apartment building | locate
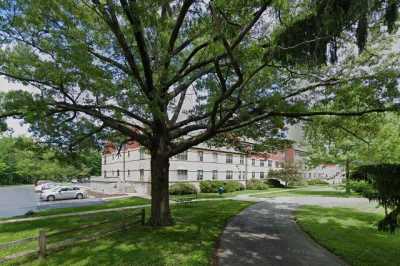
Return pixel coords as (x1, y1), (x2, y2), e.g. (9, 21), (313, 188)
(92, 141), (286, 194)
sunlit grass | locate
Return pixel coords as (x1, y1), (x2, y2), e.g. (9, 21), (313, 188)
(254, 186), (359, 198)
(1, 200), (252, 265)
(296, 206), (400, 266)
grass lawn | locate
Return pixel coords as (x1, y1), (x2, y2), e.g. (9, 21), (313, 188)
(253, 186), (359, 198)
(296, 206), (400, 266)
(1, 200), (252, 265)
(22, 197), (150, 218)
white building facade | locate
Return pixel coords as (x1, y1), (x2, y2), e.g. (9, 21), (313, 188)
(93, 141), (286, 194)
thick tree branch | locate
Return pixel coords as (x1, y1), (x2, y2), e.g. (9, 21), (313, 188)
(168, 0), (195, 54)
(54, 102), (149, 144)
(0, 111), (24, 119)
(93, 0), (146, 91)
(169, 89), (187, 124)
(119, 0), (154, 91)
(88, 48), (131, 74)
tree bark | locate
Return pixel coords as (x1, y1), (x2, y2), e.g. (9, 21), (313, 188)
(148, 148), (174, 226)
(345, 158), (350, 194)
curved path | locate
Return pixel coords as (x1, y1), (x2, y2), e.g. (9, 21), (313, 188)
(216, 201), (348, 266)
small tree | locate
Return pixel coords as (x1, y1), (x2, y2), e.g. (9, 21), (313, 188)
(358, 164), (400, 233)
(269, 161), (302, 187)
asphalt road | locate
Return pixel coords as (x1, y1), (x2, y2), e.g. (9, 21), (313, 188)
(0, 185), (38, 218)
(0, 185), (104, 218)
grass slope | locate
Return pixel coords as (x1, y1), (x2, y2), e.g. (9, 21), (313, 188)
(31, 197), (150, 217)
(1, 200), (252, 265)
(296, 206), (400, 266)
(254, 187), (358, 198)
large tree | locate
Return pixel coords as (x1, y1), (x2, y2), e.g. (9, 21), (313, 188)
(0, 0), (399, 225)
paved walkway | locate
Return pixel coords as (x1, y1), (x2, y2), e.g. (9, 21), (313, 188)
(216, 201), (347, 266)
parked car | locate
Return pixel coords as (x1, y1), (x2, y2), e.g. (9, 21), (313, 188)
(35, 182), (59, 193)
(40, 186), (88, 201)
(35, 180), (53, 186)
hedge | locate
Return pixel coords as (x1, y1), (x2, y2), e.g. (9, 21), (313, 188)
(246, 179), (269, 190)
(306, 179), (329, 185)
(169, 183), (198, 195)
(200, 180), (244, 193)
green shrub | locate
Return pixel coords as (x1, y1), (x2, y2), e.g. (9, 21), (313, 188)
(289, 179), (307, 187)
(200, 180), (222, 193)
(306, 179), (329, 185)
(224, 181), (244, 192)
(199, 180), (243, 193)
(169, 183), (198, 195)
(246, 180), (269, 190)
(348, 180), (374, 195)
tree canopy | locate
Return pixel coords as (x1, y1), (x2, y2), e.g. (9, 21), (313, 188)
(0, 136), (100, 185)
(268, 161), (303, 187)
(0, 0), (398, 225)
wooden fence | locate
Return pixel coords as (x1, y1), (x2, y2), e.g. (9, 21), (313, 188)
(0, 208), (145, 264)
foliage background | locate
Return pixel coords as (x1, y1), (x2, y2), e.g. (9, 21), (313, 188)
(0, 136), (100, 185)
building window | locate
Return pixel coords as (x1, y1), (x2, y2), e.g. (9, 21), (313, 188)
(226, 154), (233, 164)
(238, 171), (242, 180)
(268, 160), (272, 167)
(139, 169), (144, 181)
(197, 170), (203, 180)
(198, 151), (204, 162)
(252, 159), (255, 166)
(127, 151), (130, 158)
(213, 152), (218, 162)
(240, 155), (244, 165)
(252, 171), (255, 179)
(104, 170), (107, 177)
(226, 170), (233, 180)
(140, 148), (145, 160)
(275, 161), (279, 168)
(212, 170), (218, 180)
(117, 170), (120, 177)
(177, 151), (188, 161)
(260, 160), (265, 167)
(103, 156), (107, 165)
(177, 169), (188, 180)
(127, 170), (130, 176)
(260, 172), (265, 179)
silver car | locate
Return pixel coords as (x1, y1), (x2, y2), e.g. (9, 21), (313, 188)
(40, 186), (88, 201)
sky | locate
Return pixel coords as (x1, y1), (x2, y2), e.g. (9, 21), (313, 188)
(0, 77), (31, 136)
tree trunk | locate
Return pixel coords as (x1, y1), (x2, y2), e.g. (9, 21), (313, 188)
(148, 151), (173, 226)
(345, 158), (350, 194)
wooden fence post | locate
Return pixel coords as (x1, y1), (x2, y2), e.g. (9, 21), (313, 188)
(38, 230), (47, 259)
(141, 208), (145, 225)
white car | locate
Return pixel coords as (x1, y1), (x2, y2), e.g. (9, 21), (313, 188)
(35, 182), (59, 193)
(40, 186), (88, 201)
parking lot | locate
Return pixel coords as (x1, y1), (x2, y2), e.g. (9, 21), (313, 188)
(0, 185), (105, 218)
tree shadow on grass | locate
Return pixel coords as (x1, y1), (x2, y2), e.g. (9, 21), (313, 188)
(296, 206), (400, 266)
(2, 201), (252, 266)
